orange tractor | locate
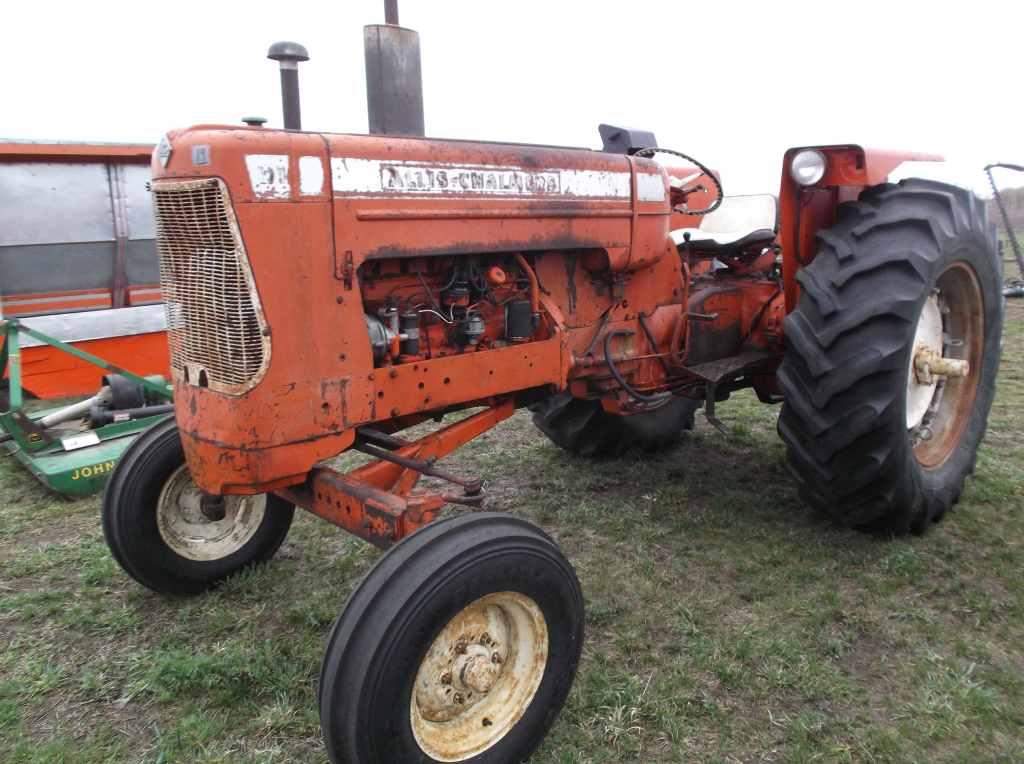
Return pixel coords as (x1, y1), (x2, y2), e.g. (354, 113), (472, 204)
(103, 119), (1003, 760)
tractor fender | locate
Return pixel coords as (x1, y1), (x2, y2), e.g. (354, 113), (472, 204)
(783, 144), (943, 188)
(777, 144), (944, 313)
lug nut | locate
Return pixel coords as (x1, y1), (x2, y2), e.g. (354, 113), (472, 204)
(440, 671), (452, 685)
(453, 693), (464, 705)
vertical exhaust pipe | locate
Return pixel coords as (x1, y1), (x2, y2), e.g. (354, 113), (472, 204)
(267, 41), (310, 130)
(365, 0), (425, 136)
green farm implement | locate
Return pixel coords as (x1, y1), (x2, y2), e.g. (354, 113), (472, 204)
(1, 318), (173, 496)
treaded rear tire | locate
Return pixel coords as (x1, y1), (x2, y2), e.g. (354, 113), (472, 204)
(531, 393), (699, 457)
(777, 178), (1003, 533)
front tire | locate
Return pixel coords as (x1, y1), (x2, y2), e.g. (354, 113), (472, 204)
(102, 417), (294, 595)
(319, 513), (584, 763)
(778, 179), (1003, 533)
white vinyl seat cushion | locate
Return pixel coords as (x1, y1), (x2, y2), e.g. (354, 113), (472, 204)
(670, 193), (779, 252)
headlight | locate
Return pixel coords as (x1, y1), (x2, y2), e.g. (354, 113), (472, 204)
(790, 149), (828, 186)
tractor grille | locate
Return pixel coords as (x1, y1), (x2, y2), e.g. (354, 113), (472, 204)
(152, 178), (269, 394)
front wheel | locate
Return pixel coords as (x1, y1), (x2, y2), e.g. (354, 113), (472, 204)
(778, 179), (1003, 533)
(319, 513), (584, 763)
(102, 417), (294, 595)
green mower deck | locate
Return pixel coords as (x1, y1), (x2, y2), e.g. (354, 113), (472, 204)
(2, 409), (173, 496)
(2, 317), (173, 497)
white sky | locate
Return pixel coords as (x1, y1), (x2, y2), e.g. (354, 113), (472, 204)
(4, 0), (1022, 195)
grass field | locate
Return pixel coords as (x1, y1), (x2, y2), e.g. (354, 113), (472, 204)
(1, 299), (1021, 763)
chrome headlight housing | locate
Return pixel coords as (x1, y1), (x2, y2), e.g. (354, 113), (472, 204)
(790, 149), (828, 186)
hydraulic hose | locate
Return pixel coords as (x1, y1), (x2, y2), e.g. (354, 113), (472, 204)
(603, 330), (670, 405)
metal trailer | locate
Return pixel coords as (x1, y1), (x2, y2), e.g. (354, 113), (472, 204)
(0, 141), (169, 398)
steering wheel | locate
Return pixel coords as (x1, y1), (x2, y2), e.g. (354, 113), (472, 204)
(634, 147), (723, 216)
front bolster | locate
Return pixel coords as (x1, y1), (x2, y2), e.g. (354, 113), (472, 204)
(179, 424), (355, 495)
(173, 373), (357, 494)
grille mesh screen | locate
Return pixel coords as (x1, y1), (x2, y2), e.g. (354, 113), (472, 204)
(153, 178), (267, 392)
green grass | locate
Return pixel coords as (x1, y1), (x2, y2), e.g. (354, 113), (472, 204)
(1, 301), (1022, 762)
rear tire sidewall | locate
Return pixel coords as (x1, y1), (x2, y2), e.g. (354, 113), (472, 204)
(102, 419), (294, 595)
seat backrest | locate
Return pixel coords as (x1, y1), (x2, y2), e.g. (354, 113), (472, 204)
(698, 194), (778, 235)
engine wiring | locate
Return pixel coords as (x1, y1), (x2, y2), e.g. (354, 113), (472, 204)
(417, 307), (455, 324)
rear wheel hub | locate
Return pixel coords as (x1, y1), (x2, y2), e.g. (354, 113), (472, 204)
(906, 263), (984, 468)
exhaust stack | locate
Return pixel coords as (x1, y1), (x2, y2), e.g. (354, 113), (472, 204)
(364, 1), (424, 136)
(267, 41), (310, 130)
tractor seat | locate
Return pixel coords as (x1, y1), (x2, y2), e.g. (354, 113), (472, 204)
(671, 193), (778, 257)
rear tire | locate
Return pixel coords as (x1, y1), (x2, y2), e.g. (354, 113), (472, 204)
(319, 512), (584, 764)
(778, 179), (1003, 533)
(102, 417), (294, 595)
(531, 393), (698, 457)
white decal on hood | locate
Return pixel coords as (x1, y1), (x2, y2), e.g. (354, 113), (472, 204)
(329, 157), (634, 199)
(245, 154), (290, 198)
(299, 156), (324, 195)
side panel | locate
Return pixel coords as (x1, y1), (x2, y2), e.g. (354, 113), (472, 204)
(152, 127), (688, 493)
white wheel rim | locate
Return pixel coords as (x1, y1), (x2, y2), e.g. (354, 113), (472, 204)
(905, 263), (983, 468)
(410, 591), (549, 762)
(906, 293), (944, 430)
(156, 465), (266, 561)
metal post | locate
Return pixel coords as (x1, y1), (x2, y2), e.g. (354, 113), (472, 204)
(267, 41), (310, 130)
(107, 164), (129, 309)
(384, 0), (399, 24)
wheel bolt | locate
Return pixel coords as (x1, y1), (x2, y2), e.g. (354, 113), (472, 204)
(453, 693), (464, 705)
(491, 652), (502, 664)
(440, 671), (452, 685)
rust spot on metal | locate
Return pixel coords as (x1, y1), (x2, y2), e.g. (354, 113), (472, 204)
(275, 402), (512, 548)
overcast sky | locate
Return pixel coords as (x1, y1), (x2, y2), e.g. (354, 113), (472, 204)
(5, 0), (1022, 195)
